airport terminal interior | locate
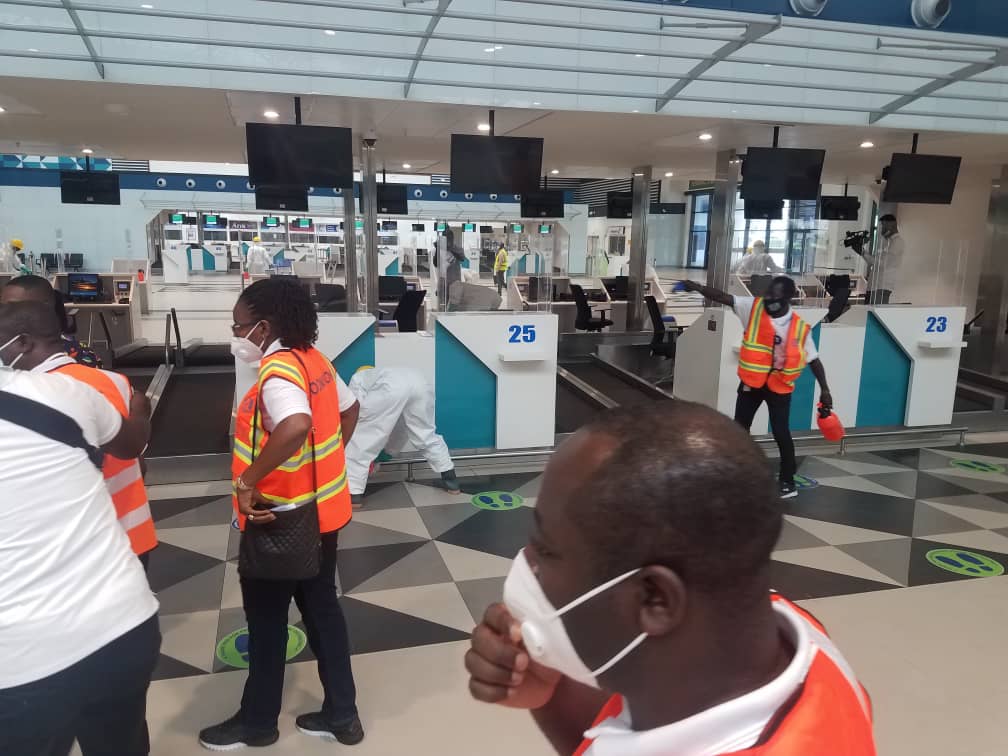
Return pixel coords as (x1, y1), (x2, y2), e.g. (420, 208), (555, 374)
(3, 0), (1008, 754)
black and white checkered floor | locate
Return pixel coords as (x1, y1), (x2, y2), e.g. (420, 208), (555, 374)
(128, 442), (1008, 755)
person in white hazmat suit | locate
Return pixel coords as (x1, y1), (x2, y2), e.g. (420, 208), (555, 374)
(346, 366), (460, 507)
(246, 236), (270, 275)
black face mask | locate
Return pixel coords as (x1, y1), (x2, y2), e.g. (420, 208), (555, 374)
(764, 297), (789, 316)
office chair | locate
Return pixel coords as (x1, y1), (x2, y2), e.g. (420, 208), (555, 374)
(315, 283), (347, 313)
(379, 290), (426, 332)
(645, 296), (677, 359)
(571, 284), (613, 333)
(864, 289), (892, 305)
(824, 275), (851, 323)
(67, 253), (84, 271)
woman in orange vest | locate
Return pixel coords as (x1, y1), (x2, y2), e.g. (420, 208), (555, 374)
(683, 276), (833, 499)
(465, 403), (875, 755)
(199, 278), (364, 751)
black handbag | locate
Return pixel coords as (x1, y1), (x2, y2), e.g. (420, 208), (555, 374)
(238, 353), (322, 581)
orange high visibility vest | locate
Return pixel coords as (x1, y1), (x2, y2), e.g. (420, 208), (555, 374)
(232, 346), (351, 534)
(575, 595), (875, 756)
(738, 299), (811, 395)
(48, 361), (157, 556)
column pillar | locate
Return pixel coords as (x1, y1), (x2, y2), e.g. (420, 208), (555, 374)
(627, 165), (651, 331)
(706, 149), (740, 294)
(341, 189), (359, 312)
(360, 139), (379, 315)
(969, 167), (1008, 374)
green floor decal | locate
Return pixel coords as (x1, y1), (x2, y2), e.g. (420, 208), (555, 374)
(217, 626), (307, 669)
(949, 459), (1006, 474)
(471, 491), (524, 511)
(925, 549), (1005, 578)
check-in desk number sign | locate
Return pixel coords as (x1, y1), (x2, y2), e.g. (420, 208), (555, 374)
(925, 316), (948, 334)
(508, 324), (537, 344)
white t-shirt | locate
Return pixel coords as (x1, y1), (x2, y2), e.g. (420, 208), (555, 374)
(733, 297), (818, 369)
(864, 232), (905, 297)
(733, 251), (781, 276)
(0, 368), (158, 688)
(259, 341), (357, 433)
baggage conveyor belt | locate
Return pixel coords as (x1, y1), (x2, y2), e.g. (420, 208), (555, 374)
(146, 368), (235, 457)
(558, 354), (672, 411)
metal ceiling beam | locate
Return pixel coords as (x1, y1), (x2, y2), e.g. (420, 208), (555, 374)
(403, 0), (452, 98)
(655, 17), (779, 112)
(7, 48), (1008, 122)
(58, 0), (103, 78)
(869, 53), (1008, 124)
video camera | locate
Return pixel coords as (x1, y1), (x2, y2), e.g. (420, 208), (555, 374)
(843, 230), (871, 255)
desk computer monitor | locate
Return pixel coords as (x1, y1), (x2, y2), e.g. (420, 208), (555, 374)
(378, 275), (407, 301)
(68, 273), (102, 302)
(601, 276), (629, 301)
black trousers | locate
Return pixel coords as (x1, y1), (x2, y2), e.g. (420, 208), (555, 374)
(239, 530), (357, 730)
(735, 383), (796, 484)
(494, 271), (506, 295)
(0, 613), (161, 756)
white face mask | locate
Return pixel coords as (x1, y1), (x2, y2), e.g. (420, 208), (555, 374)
(503, 549), (647, 689)
(0, 334), (25, 369)
(230, 321), (266, 365)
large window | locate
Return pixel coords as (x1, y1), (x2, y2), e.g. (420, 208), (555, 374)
(687, 191), (712, 269)
(733, 196), (819, 273)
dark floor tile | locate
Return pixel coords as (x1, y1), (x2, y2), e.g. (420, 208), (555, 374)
(336, 541), (426, 593)
(150, 495), (225, 523)
(784, 486), (917, 536)
(341, 597), (470, 655)
(145, 541), (225, 594)
(871, 448), (922, 469)
(958, 443), (1008, 460)
(152, 653), (208, 681)
(156, 563), (227, 615)
(769, 560), (898, 600)
(456, 473), (542, 496)
(436, 507), (535, 559)
(907, 538), (1008, 587)
(915, 473), (976, 500)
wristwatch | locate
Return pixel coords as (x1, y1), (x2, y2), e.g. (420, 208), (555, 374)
(235, 475), (254, 492)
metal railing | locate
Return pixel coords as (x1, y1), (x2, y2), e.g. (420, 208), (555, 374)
(838, 426), (968, 455)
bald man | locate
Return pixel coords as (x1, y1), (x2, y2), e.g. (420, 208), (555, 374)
(465, 402), (875, 755)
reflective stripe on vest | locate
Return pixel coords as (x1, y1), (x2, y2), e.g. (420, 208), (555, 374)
(49, 363), (157, 555)
(232, 346), (352, 534)
(737, 299), (810, 395)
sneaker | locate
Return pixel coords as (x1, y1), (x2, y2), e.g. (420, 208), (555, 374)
(779, 481), (798, 499)
(439, 469), (462, 494)
(199, 714), (279, 751)
(296, 712), (365, 746)
(351, 494), (365, 510)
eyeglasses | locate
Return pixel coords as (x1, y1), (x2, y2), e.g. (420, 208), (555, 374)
(231, 321), (258, 335)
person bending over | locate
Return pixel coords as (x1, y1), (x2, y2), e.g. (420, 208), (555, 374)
(465, 402), (875, 756)
(345, 365), (460, 507)
(2, 274), (102, 366)
(683, 276), (832, 499)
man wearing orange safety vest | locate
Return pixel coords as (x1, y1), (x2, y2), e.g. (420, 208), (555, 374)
(466, 403), (875, 756)
(0, 299), (158, 565)
(683, 276), (833, 499)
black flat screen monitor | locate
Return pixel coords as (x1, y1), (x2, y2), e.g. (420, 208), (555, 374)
(378, 275), (407, 301)
(744, 199), (785, 220)
(411, 223), (425, 232)
(882, 153), (962, 204)
(381, 220), (398, 232)
(449, 134), (544, 194)
(246, 123), (353, 187)
(819, 195), (861, 221)
(60, 171), (121, 205)
(606, 192), (633, 219)
(361, 183), (407, 215)
(741, 147), (825, 201)
(521, 190), (564, 218)
(67, 273), (102, 301)
(255, 185), (309, 212)
(479, 225), (494, 234)
(601, 276), (629, 301)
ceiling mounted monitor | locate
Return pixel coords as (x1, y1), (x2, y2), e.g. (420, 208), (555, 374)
(246, 123), (353, 188)
(520, 190), (565, 219)
(255, 184), (309, 212)
(60, 171), (121, 205)
(449, 134), (544, 194)
(744, 199), (785, 221)
(741, 147), (826, 201)
(882, 153), (961, 204)
(819, 196), (861, 221)
(606, 192), (633, 219)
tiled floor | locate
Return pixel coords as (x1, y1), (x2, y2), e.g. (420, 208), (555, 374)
(100, 443), (1008, 755)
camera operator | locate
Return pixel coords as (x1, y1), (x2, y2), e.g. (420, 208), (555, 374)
(851, 214), (904, 305)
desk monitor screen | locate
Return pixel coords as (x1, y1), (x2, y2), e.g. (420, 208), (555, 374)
(68, 273), (102, 301)
(411, 223), (425, 232)
(601, 276), (629, 301)
(115, 280), (130, 294)
(378, 275), (407, 301)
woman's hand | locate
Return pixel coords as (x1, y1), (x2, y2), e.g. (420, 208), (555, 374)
(237, 487), (276, 524)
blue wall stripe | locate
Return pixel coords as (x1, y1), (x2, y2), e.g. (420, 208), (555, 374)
(789, 322), (820, 432)
(332, 328), (376, 384)
(856, 312), (910, 427)
(435, 322), (496, 449)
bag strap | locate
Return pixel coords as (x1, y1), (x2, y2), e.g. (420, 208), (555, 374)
(251, 349), (318, 498)
(0, 388), (104, 469)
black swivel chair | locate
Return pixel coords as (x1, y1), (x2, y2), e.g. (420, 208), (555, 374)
(824, 275), (851, 323)
(571, 284), (613, 332)
(66, 253), (84, 271)
(316, 283), (347, 312)
(380, 290), (426, 333)
(41, 253), (59, 273)
(645, 296), (677, 359)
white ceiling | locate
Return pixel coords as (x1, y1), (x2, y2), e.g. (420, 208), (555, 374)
(1, 77), (1007, 184)
(1, 0), (1008, 134)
